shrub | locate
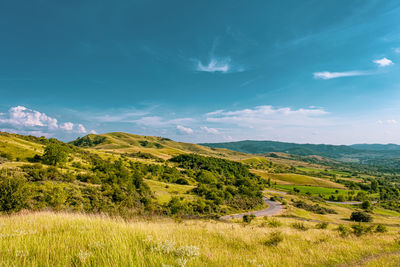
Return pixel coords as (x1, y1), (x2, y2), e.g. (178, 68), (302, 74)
(263, 231), (283, 247)
(293, 201), (337, 215)
(337, 224), (350, 237)
(361, 200), (372, 211)
(375, 224), (388, 233)
(351, 224), (366, 237)
(291, 222), (308, 231)
(315, 222), (329, 229)
(0, 173), (29, 212)
(350, 211), (373, 222)
(268, 218), (282, 228)
(243, 214), (256, 223)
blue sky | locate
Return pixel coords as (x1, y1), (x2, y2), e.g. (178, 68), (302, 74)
(1, 0), (400, 144)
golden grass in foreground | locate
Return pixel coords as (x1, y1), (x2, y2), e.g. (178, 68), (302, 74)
(1, 212), (400, 267)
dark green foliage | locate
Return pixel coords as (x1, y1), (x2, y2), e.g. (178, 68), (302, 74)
(170, 154), (264, 211)
(21, 164), (75, 182)
(291, 222), (308, 231)
(337, 225), (350, 237)
(69, 135), (107, 147)
(0, 152), (13, 161)
(351, 224), (367, 236)
(263, 231), (283, 247)
(316, 222), (329, 229)
(42, 141), (70, 166)
(293, 201), (337, 214)
(361, 200), (372, 211)
(375, 224), (388, 233)
(350, 211), (373, 222)
(0, 171), (29, 212)
(242, 214), (256, 223)
(267, 218), (282, 227)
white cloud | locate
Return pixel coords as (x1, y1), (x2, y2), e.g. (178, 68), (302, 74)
(394, 48), (400, 54)
(313, 71), (369, 80)
(60, 122), (74, 131)
(373, 57), (393, 67)
(176, 125), (193, 134)
(0, 106), (89, 137)
(0, 106), (58, 129)
(200, 126), (220, 134)
(206, 105), (329, 128)
(77, 124), (87, 133)
(377, 119), (397, 124)
(197, 58), (230, 73)
(89, 130), (98, 134)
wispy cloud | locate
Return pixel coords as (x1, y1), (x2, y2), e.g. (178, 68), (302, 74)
(200, 126), (220, 134)
(373, 57), (394, 67)
(313, 71), (369, 80)
(206, 105), (330, 128)
(395, 48), (400, 54)
(134, 116), (195, 127)
(197, 58), (230, 73)
(377, 119), (398, 124)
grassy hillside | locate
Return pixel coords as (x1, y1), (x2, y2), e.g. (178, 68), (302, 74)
(2, 131), (400, 266)
(0, 132), (44, 161)
(1, 212), (400, 267)
(71, 132), (248, 160)
(253, 170), (345, 188)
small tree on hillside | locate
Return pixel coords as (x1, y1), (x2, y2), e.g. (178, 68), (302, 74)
(350, 211), (372, 222)
(42, 142), (69, 166)
(361, 200), (372, 211)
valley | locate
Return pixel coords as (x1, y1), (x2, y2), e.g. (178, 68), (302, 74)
(1, 131), (400, 266)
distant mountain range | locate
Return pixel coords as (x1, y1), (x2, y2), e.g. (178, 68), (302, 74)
(200, 140), (400, 166)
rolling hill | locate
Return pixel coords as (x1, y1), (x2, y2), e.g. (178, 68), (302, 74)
(70, 132), (249, 160)
(201, 140), (400, 167)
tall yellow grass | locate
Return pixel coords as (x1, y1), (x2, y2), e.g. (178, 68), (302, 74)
(1, 212), (400, 266)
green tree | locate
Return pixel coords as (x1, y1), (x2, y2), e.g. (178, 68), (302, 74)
(42, 142), (69, 166)
(350, 211), (372, 222)
(371, 179), (378, 192)
(361, 200), (372, 211)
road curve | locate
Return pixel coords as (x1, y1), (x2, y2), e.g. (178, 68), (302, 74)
(220, 197), (283, 220)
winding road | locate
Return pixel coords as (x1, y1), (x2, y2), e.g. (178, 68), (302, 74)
(220, 197), (283, 220)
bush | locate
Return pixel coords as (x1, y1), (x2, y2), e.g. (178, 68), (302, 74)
(337, 224), (350, 237)
(375, 224), (388, 233)
(263, 231), (283, 247)
(361, 200), (372, 211)
(268, 218), (282, 228)
(0, 173), (29, 212)
(351, 224), (366, 237)
(291, 222), (308, 231)
(293, 200), (337, 215)
(350, 211), (373, 222)
(243, 214), (256, 223)
(316, 222), (329, 229)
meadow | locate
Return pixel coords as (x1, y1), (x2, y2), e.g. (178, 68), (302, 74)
(1, 212), (400, 267)
(2, 131), (400, 266)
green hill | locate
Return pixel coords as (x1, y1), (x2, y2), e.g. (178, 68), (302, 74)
(70, 132), (248, 160)
(201, 140), (400, 169)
